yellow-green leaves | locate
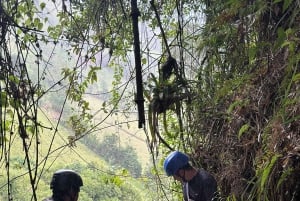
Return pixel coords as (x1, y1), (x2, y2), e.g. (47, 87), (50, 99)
(292, 73), (300, 82)
(238, 124), (250, 140)
(261, 154), (280, 188)
(40, 2), (46, 10)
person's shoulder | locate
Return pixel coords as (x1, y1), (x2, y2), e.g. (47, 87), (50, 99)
(197, 169), (217, 182)
(198, 168), (213, 176)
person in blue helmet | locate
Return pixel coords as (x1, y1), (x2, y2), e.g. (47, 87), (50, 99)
(43, 169), (83, 201)
(164, 151), (218, 201)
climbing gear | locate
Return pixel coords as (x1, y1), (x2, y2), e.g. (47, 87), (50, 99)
(163, 151), (189, 176)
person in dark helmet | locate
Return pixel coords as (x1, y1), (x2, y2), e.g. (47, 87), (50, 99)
(43, 169), (83, 201)
(164, 151), (218, 201)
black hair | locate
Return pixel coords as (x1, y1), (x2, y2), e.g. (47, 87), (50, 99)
(180, 162), (193, 170)
(50, 169), (82, 200)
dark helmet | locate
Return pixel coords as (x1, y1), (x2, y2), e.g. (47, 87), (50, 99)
(50, 169), (83, 192)
(163, 151), (189, 176)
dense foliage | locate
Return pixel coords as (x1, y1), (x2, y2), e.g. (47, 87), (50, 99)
(1, 0), (300, 200)
(82, 134), (142, 177)
(189, 1), (300, 200)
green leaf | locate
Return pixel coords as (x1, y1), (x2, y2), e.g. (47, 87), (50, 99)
(283, 0), (292, 11)
(40, 2), (46, 10)
(292, 73), (300, 82)
(112, 175), (123, 186)
(227, 99), (246, 114)
(277, 168), (293, 189)
(38, 22), (43, 30)
(8, 75), (20, 84)
(275, 27), (285, 49)
(238, 124), (250, 139)
(25, 18), (32, 26)
(91, 72), (97, 83)
(261, 155), (281, 190)
(248, 46), (257, 63)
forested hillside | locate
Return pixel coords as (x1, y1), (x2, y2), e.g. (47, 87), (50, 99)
(1, 0), (300, 201)
(0, 116), (155, 200)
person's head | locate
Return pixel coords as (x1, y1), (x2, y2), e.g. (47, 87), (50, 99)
(163, 151), (193, 182)
(50, 169), (83, 201)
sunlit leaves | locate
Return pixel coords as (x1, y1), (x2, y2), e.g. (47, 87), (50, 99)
(88, 66), (101, 84)
(69, 114), (90, 136)
(33, 17), (43, 30)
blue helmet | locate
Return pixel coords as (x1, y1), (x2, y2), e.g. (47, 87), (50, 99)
(163, 151), (189, 176)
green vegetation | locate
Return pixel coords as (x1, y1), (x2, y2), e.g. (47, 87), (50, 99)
(82, 134), (142, 177)
(1, 0), (300, 201)
(0, 118), (155, 200)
